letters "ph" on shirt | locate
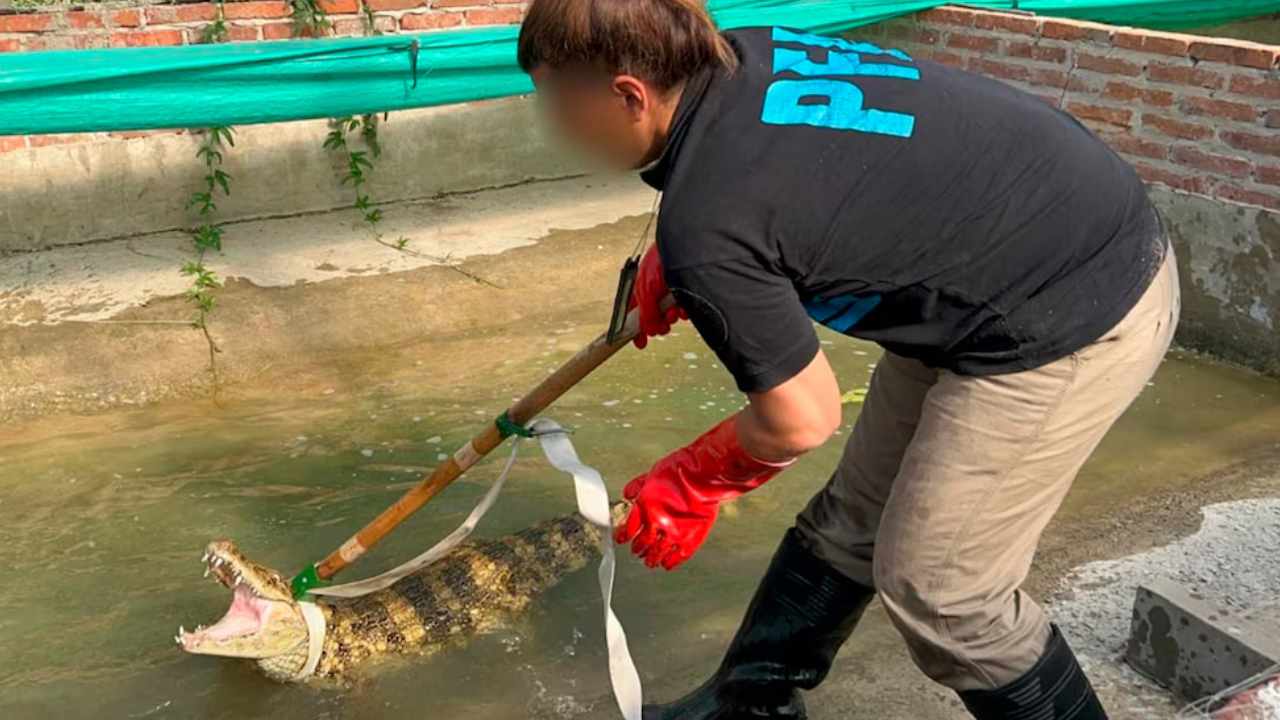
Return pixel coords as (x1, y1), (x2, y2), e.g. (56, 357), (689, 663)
(761, 27), (920, 138)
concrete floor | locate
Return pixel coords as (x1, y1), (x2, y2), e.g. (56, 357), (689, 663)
(2, 177), (1279, 719)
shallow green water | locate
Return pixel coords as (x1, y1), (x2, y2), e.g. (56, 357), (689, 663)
(1, 327), (1277, 720)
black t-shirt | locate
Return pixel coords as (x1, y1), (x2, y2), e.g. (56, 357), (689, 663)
(641, 27), (1165, 393)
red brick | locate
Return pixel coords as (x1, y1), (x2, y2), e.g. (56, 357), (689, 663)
(111, 29), (186, 47)
(918, 7), (976, 27)
(367, 0), (424, 9)
(1267, 110), (1280, 129)
(1229, 75), (1280, 100)
(1110, 29), (1192, 57)
(1027, 66), (1070, 89)
(1110, 30), (1144, 51)
(1075, 52), (1144, 77)
(1142, 34), (1193, 57)
(1189, 40), (1278, 70)
(1179, 95), (1258, 124)
(885, 24), (940, 46)
(433, 0), (488, 7)
(1066, 102), (1133, 128)
(1215, 184), (1280, 211)
(973, 12), (1038, 35)
(465, 7), (522, 24)
(968, 57), (1031, 82)
(0, 136), (27, 153)
(1222, 130), (1280, 157)
(222, 1), (291, 19)
(400, 12), (464, 30)
(71, 34), (110, 49)
(28, 133), (91, 147)
(1142, 113), (1214, 141)
(1147, 62), (1226, 90)
(1005, 41), (1068, 64)
(145, 4), (218, 23)
(1107, 134), (1168, 161)
(1170, 146), (1252, 178)
(1132, 162), (1210, 194)
(66, 11), (105, 29)
(0, 39), (19, 52)
(946, 33), (999, 53)
(319, 0), (361, 12)
(226, 24), (260, 41)
(1040, 19), (1110, 43)
(1102, 81), (1174, 107)
(0, 13), (54, 33)
(930, 50), (966, 68)
(261, 22), (293, 39)
(111, 9), (144, 28)
(1257, 165), (1280, 187)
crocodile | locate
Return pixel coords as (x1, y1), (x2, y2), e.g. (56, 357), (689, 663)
(178, 511), (604, 682)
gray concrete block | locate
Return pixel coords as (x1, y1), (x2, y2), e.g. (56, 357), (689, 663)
(1126, 577), (1280, 703)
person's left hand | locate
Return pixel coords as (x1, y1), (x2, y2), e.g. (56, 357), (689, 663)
(629, 244), (687, 350)
(614, 415), (792, 569)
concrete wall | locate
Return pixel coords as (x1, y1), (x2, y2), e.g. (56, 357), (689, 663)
(1154, 187), (1280, 376)
(0, 97), (582, 252)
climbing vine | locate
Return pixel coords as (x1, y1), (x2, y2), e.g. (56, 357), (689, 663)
(289, 0), (331, 37)
(171, 0), (421, 396)
(183, 125), (235, 392)
(324, 114), (390, 232)
(200, 0), (229, 44)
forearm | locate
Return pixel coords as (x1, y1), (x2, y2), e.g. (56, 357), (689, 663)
(737, 350), (843, 462)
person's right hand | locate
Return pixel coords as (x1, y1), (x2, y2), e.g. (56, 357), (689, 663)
(629, 244), (687, 349)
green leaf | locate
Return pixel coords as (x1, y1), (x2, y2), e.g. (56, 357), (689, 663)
(213, 169), (232, 196)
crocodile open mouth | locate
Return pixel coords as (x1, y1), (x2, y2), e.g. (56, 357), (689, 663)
(178, 541), (294, 656)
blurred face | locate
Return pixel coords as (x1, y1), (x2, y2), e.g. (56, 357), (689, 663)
(531, 66), (677, 171)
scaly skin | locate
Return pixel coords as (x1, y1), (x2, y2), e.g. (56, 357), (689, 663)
(181, 513), (604, 682)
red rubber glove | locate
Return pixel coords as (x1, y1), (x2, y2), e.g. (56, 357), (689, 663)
(629, 244), (687, 350)
(615, 415), (794, 570)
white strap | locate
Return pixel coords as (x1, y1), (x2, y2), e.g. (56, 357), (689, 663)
(296, 600), (327, 679)
(292, 419), (645, 720)
(531, 419), (644, 720)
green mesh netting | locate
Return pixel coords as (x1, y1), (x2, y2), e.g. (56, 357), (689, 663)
(0, 0), (1275, 135)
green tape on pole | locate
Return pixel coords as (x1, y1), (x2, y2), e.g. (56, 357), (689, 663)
(290, 563), (328, 600)
(495, 411), (534, 439)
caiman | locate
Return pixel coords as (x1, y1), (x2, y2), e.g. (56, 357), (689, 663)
(178, 511), (604, 682)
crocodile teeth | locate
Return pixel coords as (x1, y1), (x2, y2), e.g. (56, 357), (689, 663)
(174, 634), (181, 645)
(179, 625), (185, 636)
(203, 566), (210, 578)
(201, 551), (210, 563)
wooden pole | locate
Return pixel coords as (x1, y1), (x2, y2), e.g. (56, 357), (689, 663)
(302, 305), (647, 590)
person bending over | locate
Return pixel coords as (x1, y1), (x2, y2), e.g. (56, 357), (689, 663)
(519, 1), (1180, 718)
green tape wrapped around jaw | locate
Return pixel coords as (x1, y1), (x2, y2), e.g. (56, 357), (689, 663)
(290, 564), (328, 600)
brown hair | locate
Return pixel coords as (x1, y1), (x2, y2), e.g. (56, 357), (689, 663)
(517, 0), (738, 90)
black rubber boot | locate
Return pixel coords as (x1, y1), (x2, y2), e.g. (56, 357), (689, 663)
(643, 528), (876, 720)
(959, 625), (1109, 720)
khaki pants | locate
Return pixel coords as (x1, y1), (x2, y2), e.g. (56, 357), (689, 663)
(796, 246), (1181, 692)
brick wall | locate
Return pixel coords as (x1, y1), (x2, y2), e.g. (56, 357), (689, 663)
(852, 6), (1280, 211)
(0, 0), (525, 50)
